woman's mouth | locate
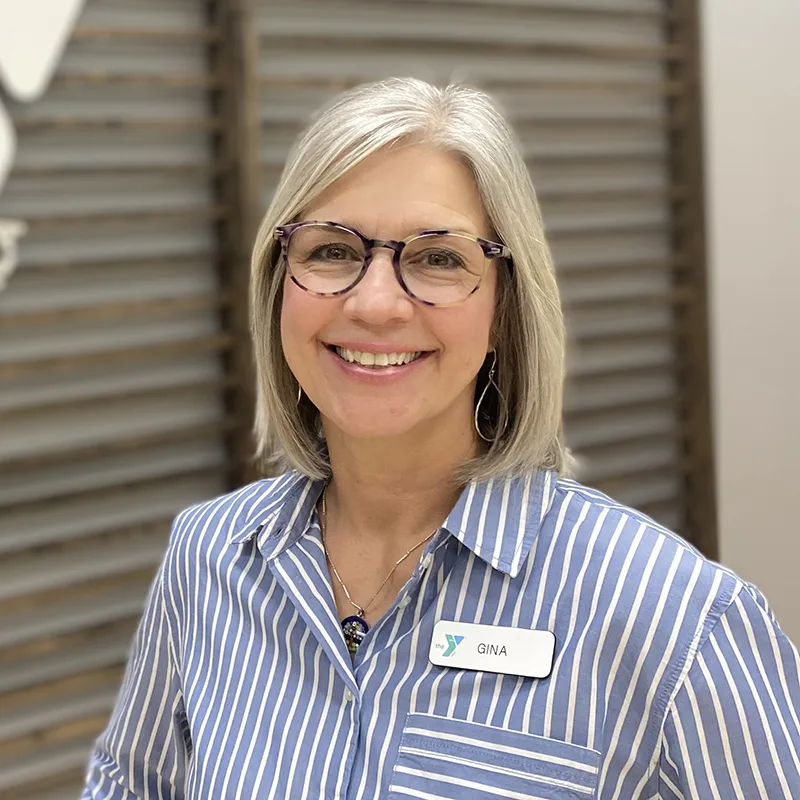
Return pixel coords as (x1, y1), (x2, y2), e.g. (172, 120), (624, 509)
(325, 344), (429, 369)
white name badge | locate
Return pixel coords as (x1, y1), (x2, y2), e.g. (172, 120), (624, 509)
(429, 620), (555, 679)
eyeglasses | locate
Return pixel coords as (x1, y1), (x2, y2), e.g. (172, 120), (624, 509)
(274, 221), (511, 307)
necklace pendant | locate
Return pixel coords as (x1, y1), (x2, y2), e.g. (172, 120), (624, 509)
(342, 615), (369, 656)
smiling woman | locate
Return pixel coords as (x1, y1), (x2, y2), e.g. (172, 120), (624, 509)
(83, 78), (800, 800)
(278, 143), (505, 462)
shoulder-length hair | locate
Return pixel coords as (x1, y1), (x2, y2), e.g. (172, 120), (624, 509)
(250, 77), (571, 483)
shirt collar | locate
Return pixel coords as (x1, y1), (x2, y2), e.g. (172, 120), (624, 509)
(226, 471), (323, 554)
(227, 469), (556, 578)
(441, 469), (556, 577)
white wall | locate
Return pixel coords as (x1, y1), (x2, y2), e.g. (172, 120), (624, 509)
(701, 0), (800, 641)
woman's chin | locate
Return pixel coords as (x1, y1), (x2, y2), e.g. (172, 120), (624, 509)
(327, 420), (418, 443)
(322, 408), (428, 443)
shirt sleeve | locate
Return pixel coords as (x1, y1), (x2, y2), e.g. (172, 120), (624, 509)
(81, 560), (189, 799)
(658, 583), (800, 799)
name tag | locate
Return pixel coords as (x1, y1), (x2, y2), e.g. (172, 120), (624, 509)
(429, 620), (555, 679)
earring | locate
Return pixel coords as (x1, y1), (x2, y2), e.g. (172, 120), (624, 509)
(474, 350), (508, 443)
(296, 383), (302, 406)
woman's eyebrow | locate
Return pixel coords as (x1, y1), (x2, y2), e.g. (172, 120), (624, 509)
(364, 221), (481, 239)
(304, 219), (481, 237)
(404, 224), (478, 236)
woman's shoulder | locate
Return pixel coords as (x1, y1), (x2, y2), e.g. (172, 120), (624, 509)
(546, 475), (746, 613)
(551, 476), (716, 557)
(539, 476), (768, 679)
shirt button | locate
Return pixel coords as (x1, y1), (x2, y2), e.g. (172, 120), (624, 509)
(421, 554), (433, 570)
(344, 689), (354, 703)
(399, 595), (411, 609)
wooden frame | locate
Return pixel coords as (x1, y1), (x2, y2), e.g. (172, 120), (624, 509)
(664, 0), (718, 557)
(207, 0), (262, 486)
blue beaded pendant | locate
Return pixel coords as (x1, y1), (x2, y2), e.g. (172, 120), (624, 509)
(342, 615), (369, 656)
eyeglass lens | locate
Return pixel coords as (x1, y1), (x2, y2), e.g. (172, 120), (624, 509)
(285, 223), (486, 305)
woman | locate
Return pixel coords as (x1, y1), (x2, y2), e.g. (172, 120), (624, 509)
(83, 78), (800, 799)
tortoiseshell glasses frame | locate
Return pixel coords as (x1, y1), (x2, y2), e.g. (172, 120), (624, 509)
(274, 220), (512, 308)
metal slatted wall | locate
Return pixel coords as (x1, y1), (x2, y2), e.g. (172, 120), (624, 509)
(0, 1), (232, 796)
(259, 0), (702, 534)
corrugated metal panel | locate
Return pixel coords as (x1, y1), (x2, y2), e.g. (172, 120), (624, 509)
(259, 0), (684, 527)
(0, 0), (228, 795)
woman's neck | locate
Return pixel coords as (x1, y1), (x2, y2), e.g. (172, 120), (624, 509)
(322, 421), (481, 554)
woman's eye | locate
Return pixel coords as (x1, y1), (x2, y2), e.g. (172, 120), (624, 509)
(313, 244), (356, 261)
(422, 250), (462, 268)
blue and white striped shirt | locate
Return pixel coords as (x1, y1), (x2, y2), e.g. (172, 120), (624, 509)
(83, 470), (800, 799)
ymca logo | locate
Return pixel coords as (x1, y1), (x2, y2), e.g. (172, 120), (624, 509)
(442, 634), (464, 657)
(0, 0), (87, 295)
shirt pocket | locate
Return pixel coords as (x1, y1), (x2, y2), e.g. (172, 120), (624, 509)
(388, 712), (601, 800)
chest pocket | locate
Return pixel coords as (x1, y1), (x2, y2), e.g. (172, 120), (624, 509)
(389, 712), (600, 800)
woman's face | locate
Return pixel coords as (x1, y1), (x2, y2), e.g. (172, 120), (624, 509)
(280, 144), (498, 445)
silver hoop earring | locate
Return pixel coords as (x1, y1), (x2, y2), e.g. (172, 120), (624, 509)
(296, 383), (302, 406)
(474, 350), (508, 443)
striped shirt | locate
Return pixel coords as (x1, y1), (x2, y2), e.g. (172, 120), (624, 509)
(83, 470), (800, 799)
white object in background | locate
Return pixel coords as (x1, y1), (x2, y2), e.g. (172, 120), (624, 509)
(0, 97), (13, 201)
(0, 98), (22, 295)
(0, 0), (87, 102)
(0, 0), (88, 296)
(0, 218), (27, 292)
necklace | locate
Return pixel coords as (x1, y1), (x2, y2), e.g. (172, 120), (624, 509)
(319, 486), (437, 656)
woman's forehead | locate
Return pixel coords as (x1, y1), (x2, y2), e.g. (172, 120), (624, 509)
(303, 145), (491, 237)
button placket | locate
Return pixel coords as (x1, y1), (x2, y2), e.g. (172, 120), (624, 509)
(339, 688), (361, 800)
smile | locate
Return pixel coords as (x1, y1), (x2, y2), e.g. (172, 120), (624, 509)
(327, 345), (427, 369)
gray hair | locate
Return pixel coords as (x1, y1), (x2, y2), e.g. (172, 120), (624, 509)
(251, 77), (571, 482)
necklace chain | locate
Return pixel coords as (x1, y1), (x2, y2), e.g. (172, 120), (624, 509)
(319, 486), (437, 619)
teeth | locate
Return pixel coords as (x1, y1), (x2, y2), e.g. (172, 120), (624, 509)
(334, 347), (422, 367)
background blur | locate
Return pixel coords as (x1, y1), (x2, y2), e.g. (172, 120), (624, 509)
(0, 0), (796, 797)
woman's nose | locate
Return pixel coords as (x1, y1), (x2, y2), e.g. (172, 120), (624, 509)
(342, 249), (414, 324)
